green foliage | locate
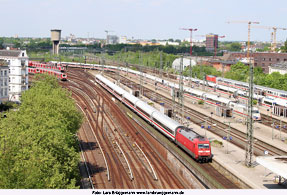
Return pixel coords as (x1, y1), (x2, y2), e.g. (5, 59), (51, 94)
(0, 75), (82, 189)
(183, 65), (221, 80)
(0, 102), (19, 112)
(222, 62), (287, 91)
(252, 100), (258, 105)
(0, 38), (4, 49)
(100, 51), (178, 69)
(224, 62), (249, 81)
(221, 42), (242, 52)
(198, 100), (204, 105)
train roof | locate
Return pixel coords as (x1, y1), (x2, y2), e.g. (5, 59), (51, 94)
(151, 111), (182, 133)
(96, 74), (126, 95)
(179, 127), (205, 141)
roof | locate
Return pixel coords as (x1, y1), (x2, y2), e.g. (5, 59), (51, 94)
(270, 62), (287, 70)
(0, 50), (21, 57)
(256, 156), (287, 179)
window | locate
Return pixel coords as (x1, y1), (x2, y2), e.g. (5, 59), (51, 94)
(4, 78), (7, 86)
(263, 58), (265, 61)
(4, 89), (7, 96)
(22, 52), (24, 57)
(269, 58), (272, 61)
(0, 71), (2, 76)
(21, 60), (25, 66)
(254, 63), (257, 66)
(284, 59), (287, 61)
(262, 63), (265, 66)
(198, 144), (210, 149)
(4, 70), (7, 76)
(277, 58), (280, 62)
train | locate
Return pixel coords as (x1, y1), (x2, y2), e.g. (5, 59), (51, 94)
(49, 61), (262, 120)
(28, 66), (67, 81)
(206, 75), (287, 100)
(95, 74), (213, 163)
(29, 61), (65, 72)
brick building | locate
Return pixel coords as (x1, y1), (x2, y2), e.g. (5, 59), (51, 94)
(222, 52), (287, 73)
(206, 34), (218, 52)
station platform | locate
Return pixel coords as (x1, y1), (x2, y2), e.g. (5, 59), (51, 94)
(122, 72), (287, 151)
(256, 156), (287, 185)
(91, 71), (287, 189)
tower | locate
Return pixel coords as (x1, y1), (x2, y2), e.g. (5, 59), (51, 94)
(51, 29), (61, 55)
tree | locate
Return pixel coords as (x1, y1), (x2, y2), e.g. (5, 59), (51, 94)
(0, 38), (4, 49)
(0, 75), (82, 189)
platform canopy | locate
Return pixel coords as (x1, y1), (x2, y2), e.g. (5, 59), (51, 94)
(256, 156), (287, 179)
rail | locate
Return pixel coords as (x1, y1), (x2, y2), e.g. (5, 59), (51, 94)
(116, 141), (134, 181)
(77, 136), (95, 189)
(134, 142), (158, 180)
(76, 103), (111, 181)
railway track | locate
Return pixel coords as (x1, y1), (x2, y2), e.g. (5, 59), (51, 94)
(106, 72), (287, 158)
(62, 69), (194, 189)
(68, 69), (242, 189)
(261, 114), (287, 136)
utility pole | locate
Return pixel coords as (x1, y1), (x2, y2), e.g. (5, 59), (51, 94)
(139, 52), (143, 96)
(227, 20), (259, 167)
(160, 51), (163, 79)
(245, 50), (255, 167)
(172, 87), (176, 120)
(179, 55), (184, 124)
(189, 58), (192, 87)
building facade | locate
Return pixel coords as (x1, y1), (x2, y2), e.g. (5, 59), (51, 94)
(0, 50), (29, 102)
(206, 34), (218, 52)
(269, 62), (287, 75)
(222, 52), (287, 73)
(107, 35), (119, 45)
(0, 60), (9, 103)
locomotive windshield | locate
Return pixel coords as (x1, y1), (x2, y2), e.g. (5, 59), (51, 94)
(252, 110), (259, 113)
(198, 144), (210, 149)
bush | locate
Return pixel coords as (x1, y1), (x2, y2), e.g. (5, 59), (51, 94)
(198, 100), (204, 105)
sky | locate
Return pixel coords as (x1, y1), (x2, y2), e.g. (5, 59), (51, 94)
(0, 0), (287, 42)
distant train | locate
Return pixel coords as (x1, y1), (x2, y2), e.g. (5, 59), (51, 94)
(96, 74), (213, 163)
(50, 61), (262, 120)
(28, 67), (67, 81)
(216, 76), (287, 98)
(29, 61), (65, 72)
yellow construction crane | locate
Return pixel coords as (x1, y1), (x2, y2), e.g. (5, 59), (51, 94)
(226, 20), (260, 58)
(252, 25), (287, 52)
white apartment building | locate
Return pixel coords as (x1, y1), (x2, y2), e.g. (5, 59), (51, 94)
(0, 50), (29, 102)
(0, 60), (9, 103)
